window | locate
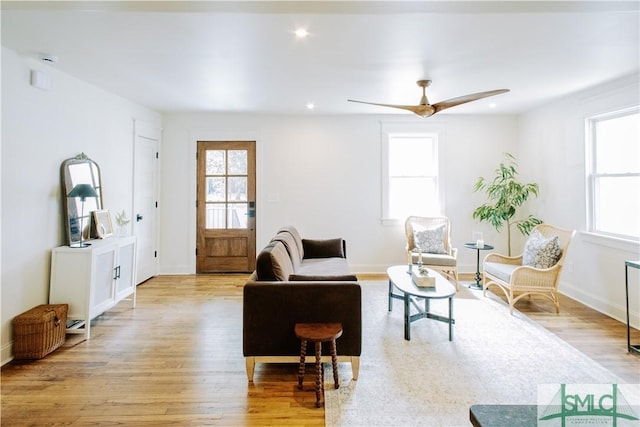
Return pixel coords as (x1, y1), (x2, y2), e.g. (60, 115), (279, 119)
(382, 122), (443, 223)
(204, 148), (249, 229)
(586, 106), (640, 241)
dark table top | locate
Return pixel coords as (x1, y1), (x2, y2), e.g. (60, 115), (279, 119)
(464, 242), (494, 250)
(470, 405), (538, 427)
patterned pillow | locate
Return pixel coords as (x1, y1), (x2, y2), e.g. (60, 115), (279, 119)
(522, 230), (562, 268)
(413, 224), (447, 254)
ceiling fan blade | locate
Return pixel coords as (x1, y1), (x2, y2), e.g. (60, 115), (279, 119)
(347, 99), (436, 117)
(432, 89), (509, 113)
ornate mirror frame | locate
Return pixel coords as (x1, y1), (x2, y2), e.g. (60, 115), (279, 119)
(60, 153), (104, 246)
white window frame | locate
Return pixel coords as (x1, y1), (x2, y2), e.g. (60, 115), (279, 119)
(381, 121), (446, 225)
(585, 105), (640, 243)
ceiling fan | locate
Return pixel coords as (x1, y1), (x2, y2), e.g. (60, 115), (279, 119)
(348, 80), (510, 118)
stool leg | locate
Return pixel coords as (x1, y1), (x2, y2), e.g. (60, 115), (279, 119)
(297, 340), (307, 390)
(315, 341), (322, 408)
(330, 339), (339, 389)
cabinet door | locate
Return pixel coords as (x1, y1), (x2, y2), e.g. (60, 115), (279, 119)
(115, 238), (137, 299)
(92, 247), (118, 316)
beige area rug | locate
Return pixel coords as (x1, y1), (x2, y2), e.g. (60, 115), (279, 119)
(325, 281), (630, 427)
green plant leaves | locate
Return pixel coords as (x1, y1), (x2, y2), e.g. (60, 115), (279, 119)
(472, 153), (543, 255)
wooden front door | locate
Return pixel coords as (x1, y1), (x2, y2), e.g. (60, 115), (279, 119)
(196, 141), (256, 273)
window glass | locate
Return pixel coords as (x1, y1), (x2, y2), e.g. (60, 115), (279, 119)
(383, 132), (440, 221)
(588, 107), (640, 240)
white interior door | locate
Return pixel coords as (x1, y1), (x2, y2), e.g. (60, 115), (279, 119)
(133, 120), (160, 284)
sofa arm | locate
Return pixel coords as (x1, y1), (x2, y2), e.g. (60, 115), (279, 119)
(243, 281), (362, 357)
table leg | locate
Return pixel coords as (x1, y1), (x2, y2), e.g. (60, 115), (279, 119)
(297, 339), (307, 390)
(388, 279), (393, 312)
(315, 342), (322, 408)
(404, 293), (411, 341)
(449, 297), (454, 341)
(469, 248), (483, 290)
(330, 339), (339, 389)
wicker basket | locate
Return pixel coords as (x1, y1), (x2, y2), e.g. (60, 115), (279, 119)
(12, 304), (68, 359)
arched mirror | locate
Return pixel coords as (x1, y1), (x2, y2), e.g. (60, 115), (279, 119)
(60, 153), (103, 246)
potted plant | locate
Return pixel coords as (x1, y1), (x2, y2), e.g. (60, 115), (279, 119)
(472, 152), (542, 256)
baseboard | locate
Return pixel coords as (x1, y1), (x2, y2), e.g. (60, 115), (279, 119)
(2, 341), (13, 366)
(560, 280), (640, 329)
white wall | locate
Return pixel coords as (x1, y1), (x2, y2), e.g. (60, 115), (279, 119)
(2, 44), (636, 365)
(518, 72), (640, 327)
(160, 113), (518, 275)
(0, 47), (161, 363)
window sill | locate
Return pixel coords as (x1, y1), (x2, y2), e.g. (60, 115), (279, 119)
(581, 231), (639, 253)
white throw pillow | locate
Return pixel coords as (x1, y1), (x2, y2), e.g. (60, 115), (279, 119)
(413, 224), (447, 254)
(522, 229), (561, 268)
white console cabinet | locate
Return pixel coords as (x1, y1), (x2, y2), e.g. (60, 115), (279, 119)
(49, 236), (137, 339)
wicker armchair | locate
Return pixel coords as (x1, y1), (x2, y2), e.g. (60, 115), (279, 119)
(482, 224), (575, 314)
(405, 216), (459, 290)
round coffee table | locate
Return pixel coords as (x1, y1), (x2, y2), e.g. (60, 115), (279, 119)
(387, 265), (456, 341)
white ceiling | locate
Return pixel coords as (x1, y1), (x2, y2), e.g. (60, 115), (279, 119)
(2, 1), (639, 116)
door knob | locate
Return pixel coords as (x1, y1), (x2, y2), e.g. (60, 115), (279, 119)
(136, 214), (143, 222)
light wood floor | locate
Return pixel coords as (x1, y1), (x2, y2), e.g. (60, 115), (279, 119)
(2, 274), (638, 426)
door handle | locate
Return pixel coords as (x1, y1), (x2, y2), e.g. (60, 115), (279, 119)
(136, 214), (143, 222)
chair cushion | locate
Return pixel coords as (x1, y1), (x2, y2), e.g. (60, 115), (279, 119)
(484, 262), (518, 283)
(522, 230), (562, 268)
(413, 224), (447, 254)
(411, 252), (457, 267)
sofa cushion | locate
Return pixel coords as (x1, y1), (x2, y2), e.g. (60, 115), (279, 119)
(522, 230), (562, 268)
(289, 273), (358, 281)
(302, 238), (345, 259)
(297, 257), (353, 277)
(484, 262), (518, 283)
(271, 232), (302, 270)
(413, 224), (447, 254)
(278, 226), (305, 259)
(256, 241), (294, 281)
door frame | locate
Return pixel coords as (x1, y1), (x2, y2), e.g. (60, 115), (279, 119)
(188, 129), (260, 274)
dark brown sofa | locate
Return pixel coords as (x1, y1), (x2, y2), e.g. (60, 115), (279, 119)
(243, 226), (362, 382)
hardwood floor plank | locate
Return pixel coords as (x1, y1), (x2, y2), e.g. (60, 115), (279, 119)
(2, 273), (637, 426)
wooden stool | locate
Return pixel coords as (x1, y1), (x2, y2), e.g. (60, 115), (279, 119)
(294, 322), (343, 408)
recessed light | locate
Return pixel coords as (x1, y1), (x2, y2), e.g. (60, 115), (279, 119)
(294, 28), (309, 38)
(489, 103), (497, 108)
(306, 103), (315, 110)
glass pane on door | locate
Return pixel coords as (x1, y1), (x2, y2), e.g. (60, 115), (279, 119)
(204, 148), (250, 230)
(206, 203), (226, 229)
(228, 150), (248, 174)
(228, 203), (248, 228)
(206, 150), (225, 174)
(206, 177), (225, 202)
(228, 177), (247, 201)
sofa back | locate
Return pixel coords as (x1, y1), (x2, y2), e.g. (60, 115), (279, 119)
(271, 230), (302, 270)
(255, 241), (294, 281)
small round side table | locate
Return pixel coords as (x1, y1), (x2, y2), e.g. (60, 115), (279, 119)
(295, 323), (343, 408)
(464, 242), (494, 290)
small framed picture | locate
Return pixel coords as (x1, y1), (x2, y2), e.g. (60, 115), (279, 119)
(93, 210), (114, 239)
